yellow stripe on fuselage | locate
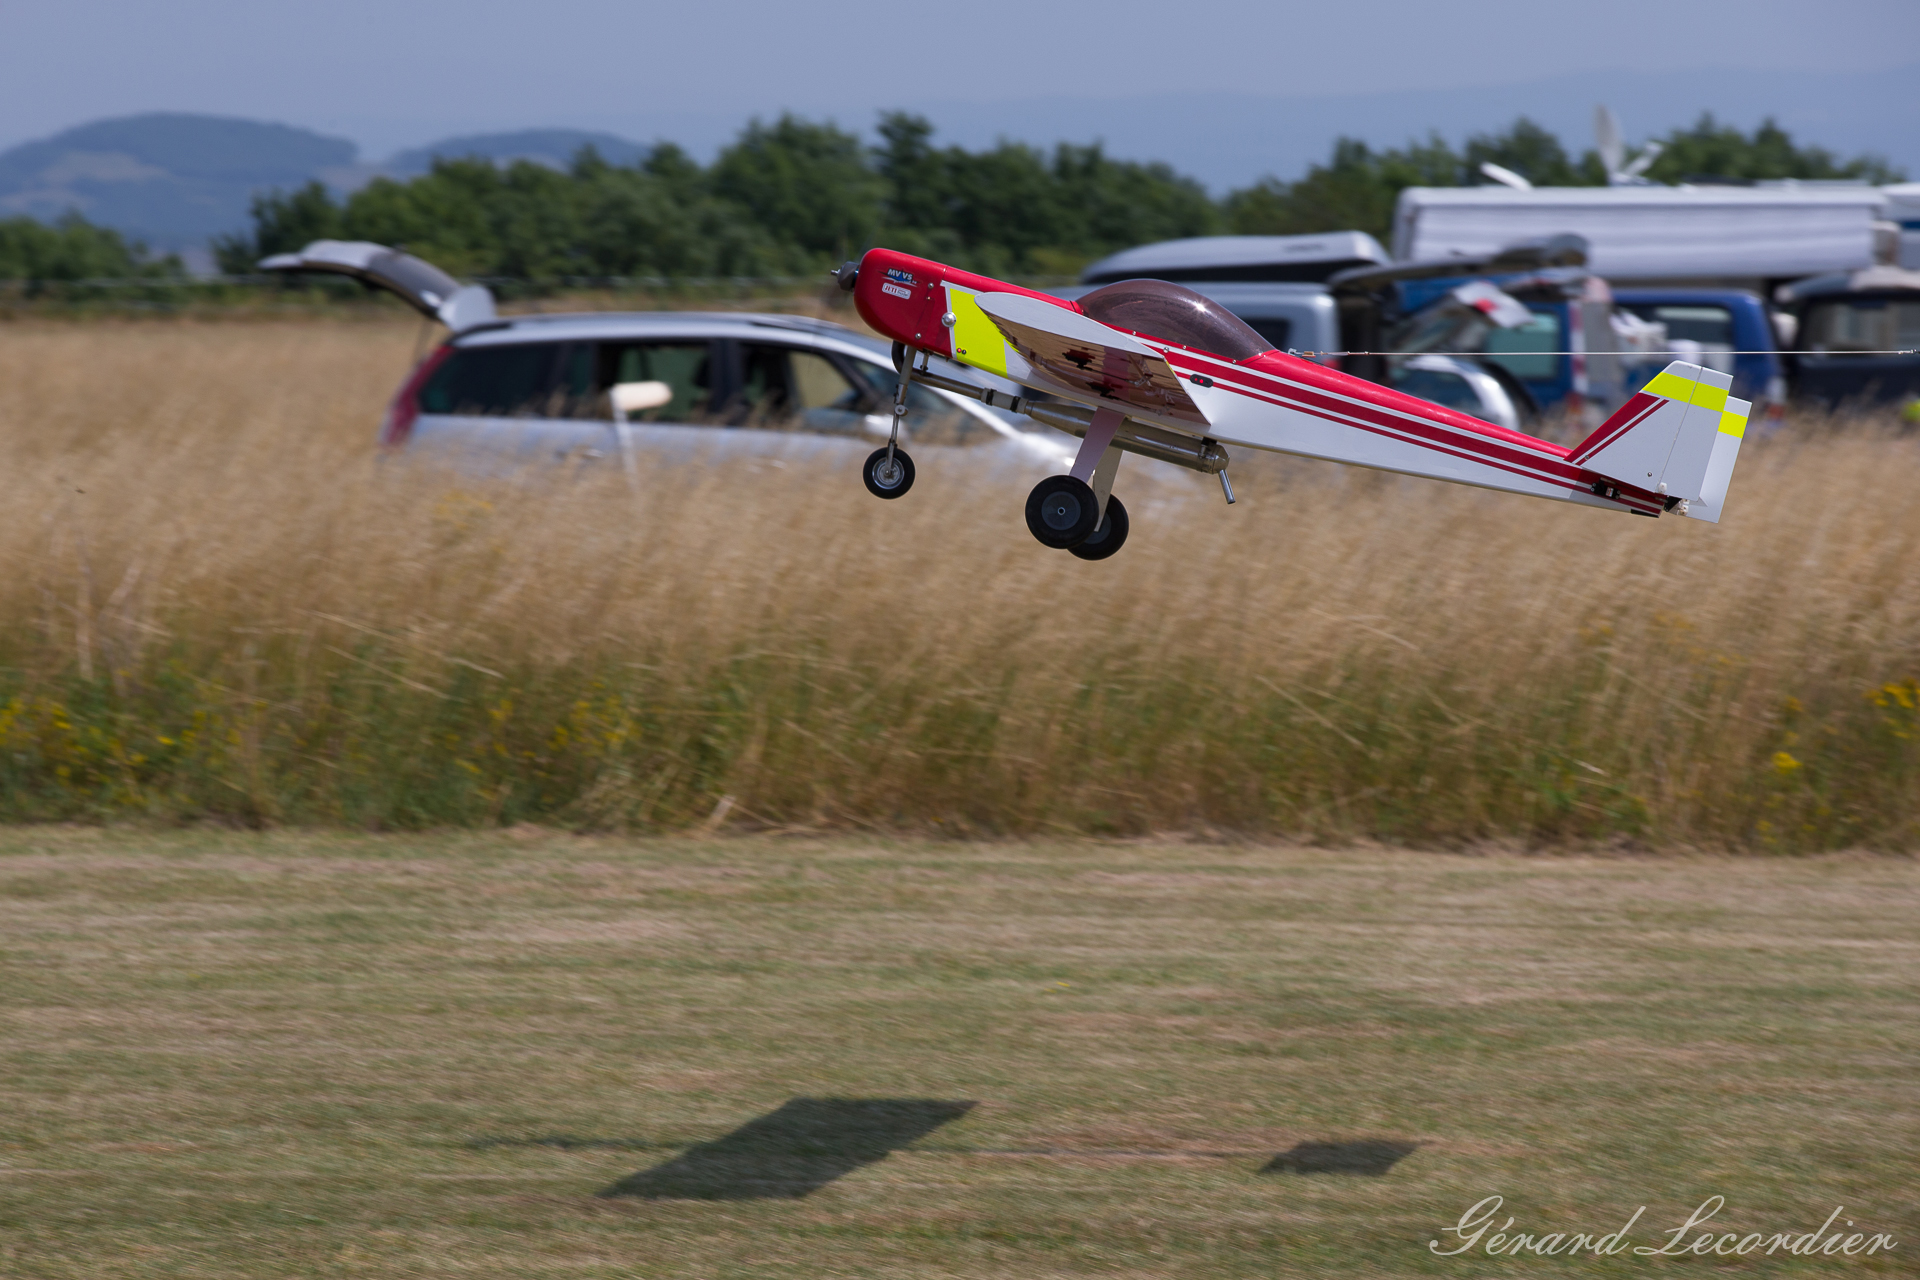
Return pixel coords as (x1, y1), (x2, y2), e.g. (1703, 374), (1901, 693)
(944, 285), (1009, 377)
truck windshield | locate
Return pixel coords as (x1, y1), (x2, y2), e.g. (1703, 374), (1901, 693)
(1802, 297), (1920, 355)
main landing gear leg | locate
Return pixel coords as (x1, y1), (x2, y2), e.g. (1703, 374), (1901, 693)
(1069, 428), (1130, 560)
(1026, 406), (1131, 555)
(863, 342), (916, 499)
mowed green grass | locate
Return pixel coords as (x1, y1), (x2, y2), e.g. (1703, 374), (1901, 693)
(0, 830), (1913, 1278)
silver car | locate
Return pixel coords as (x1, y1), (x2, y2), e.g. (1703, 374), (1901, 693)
(260, 240), (1074, 474)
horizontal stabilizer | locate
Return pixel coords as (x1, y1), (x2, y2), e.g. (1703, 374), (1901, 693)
(1569, 361), (1749, 523)
(973, 292), (1210, 429)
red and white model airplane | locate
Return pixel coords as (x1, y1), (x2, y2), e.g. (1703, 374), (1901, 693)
(839, 249), (1748, 561)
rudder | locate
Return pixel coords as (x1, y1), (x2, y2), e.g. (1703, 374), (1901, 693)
(1569, 361), (1748, 523)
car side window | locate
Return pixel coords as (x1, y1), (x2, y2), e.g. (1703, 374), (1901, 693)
(849, 359), (999, 446)
(419, 343), (562, 417)
(734, 345), (870, 432)
(598, 342), (715, 421)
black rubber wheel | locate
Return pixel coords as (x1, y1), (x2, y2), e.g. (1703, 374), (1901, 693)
(1069, 495), (1130, 561)
(1025, 474), (1100, 548)
(863, 446), (915, 499)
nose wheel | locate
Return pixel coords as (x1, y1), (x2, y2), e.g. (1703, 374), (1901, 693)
(863, 446), (915, 498)
(1069, 495), (1129, 560)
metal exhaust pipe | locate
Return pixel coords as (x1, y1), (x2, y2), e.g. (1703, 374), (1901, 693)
(907, 364), (1231, 476)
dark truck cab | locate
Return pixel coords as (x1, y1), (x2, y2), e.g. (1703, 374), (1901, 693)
(1779, 267), (1920, 410)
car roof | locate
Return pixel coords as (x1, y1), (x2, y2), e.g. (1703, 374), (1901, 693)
(1613, 288), (1766, 307)
(452, 310), (892, 358)
(1080, 232), (1390, 284)
(1050, 280), (1333, 307)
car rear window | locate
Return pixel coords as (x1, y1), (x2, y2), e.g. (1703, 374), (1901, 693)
(419, 343), (562, 417)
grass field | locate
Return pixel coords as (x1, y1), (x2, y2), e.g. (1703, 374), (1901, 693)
(0, 829), (1913, 1277)
(0, 318), (1918, 846)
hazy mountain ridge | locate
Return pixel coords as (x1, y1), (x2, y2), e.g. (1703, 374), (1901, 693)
(0, 115), (651, 254)
(0, 114), (360, 251)
(1, 61), (1910, 258)
(385, 129), (648, 176)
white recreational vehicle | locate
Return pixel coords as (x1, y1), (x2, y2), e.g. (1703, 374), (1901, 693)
(1391, 185), (1892, 292)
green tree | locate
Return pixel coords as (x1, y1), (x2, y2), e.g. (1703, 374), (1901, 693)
(710, 115), (886, 261)
(338, 159), (519, 278)
(571, 157), (792, 278)
(213, 180), (342, 273)
(874, 113), (953, 236)
(1643, 113), (1903, 185)
(1047, 142), (1217, 270)
(0, 212), (180, 284)
(874, 115), (1215, 274)
(1463, 116), (1603, 187)
(1225, 134), (1463, 240)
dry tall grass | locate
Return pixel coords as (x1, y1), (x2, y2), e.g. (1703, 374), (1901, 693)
(2, 318), (1917, 846)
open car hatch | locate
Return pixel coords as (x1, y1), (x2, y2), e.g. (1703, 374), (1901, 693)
(258, 240), (497, 331)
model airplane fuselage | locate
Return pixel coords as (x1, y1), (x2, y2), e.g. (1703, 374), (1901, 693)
(842, 248), (1749, 560)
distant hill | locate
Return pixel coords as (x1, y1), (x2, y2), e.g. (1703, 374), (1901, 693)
(0, 113), (362, 252)
(387, 129), (647, 176)
(0, 115), (650, 258)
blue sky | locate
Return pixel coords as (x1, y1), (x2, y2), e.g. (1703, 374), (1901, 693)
(5, 0), (1916, 187)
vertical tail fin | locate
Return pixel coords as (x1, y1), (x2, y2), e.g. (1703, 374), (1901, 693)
(1568, 361), (1748, 523)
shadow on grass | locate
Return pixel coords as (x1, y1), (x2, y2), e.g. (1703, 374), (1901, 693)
(599, 1097), (976, 1200)
(1260, 1139), (1420, 1176)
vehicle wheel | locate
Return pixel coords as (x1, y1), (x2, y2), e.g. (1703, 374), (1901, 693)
(863, 446), (915, 498)
(1025, 474), (1099, 548)
(1069, 495), (1130, 560)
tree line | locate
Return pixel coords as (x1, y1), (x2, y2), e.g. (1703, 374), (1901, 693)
(0, 112), (1901, 284)
(0, 213), (183, 286)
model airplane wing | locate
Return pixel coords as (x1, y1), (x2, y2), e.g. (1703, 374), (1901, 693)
(972, 292), (1210, 428)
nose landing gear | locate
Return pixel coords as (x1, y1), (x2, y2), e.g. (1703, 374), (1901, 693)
(864, 341), (918, 500)
(863, 446), (915, 498)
